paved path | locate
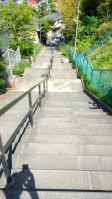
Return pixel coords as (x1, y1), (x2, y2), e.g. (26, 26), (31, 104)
(0, 46), (112, 199)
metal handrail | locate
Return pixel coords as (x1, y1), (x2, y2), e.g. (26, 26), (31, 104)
(0, 45), (54, 185)
(0, 79), (45, 117)
(0, 77), (48, 184)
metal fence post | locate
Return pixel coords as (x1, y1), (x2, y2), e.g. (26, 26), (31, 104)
(46, 78), (48, 91)
(7, 50), (12, 76)
(0, 134), (14, 184)
(16, 52), (18, 66)
(28, 92), (33, 127)
(39, 84), (41, 107)
(90, 69), (94, 86)
(48, 65), (50, 78)
(18, 47), (21, 62)
(43, 81), (45, 97)
(50, 58), (52, 69)
(97, 69), (103, 90)
(51, 42), (53, 60)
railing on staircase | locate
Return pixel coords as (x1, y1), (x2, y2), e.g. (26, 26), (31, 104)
(0, 44), (53, 185)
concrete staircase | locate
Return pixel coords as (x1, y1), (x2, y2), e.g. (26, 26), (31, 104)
(1, 46), (112, 198)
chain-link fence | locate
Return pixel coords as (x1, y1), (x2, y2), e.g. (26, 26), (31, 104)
(62, 43), (112, 104)
(2, 47), (21, 76)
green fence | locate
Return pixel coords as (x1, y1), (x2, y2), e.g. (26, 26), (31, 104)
(63, 44), (112, 103)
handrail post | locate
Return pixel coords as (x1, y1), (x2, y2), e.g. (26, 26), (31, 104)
(49, 65), (50, 78)
(39, 84), (41, 107)
(43, 80), (45, 97)
(50, 58), (52, 69)
(0, 134), (14, 185)
(28, 92), (33, 127)
(51, 42), (53, 56)
(46, 78), (48, 91)
(51, 43), (53, 60)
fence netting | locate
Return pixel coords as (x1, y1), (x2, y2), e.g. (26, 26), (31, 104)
(2, 47), (21, 76)
(62, 43), (112, 102)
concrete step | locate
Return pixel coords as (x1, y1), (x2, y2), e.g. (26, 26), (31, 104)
(24, 70), (48, 77)
(53, 57), (69, 63)
(50, 70), (77, 79)
(33, 122), (112, 130)
(1, 190), (112, 199)
(52, 63), (72, 68)
(48, 79), (83, 92)
(20, 135), (112, 145)
(34, 117), (112, 124)
(41, 101), (102, 109)
(12, 154), (112, 171)
(35, 111), (110, 119)
(35, 107), (108, 116)
(14, 143), (112, 156)
(45, 95), (91, 101)
(5, 169), (112, 191)
(25, 126), (112, 136)
(46, 92), (89, 96)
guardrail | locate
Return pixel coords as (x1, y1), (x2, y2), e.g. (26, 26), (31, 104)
(0, 45), (53, 185)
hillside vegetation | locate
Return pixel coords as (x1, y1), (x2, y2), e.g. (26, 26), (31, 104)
(88, 38), (112, 69)
(57, 0), (112, 69)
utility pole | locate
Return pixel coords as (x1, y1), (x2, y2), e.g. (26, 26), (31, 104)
(74, 0), (80, 55)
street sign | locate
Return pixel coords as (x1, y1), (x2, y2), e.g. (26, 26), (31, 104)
(0, 30), (10, 53)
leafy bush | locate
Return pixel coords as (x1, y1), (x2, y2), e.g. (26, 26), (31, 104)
(58, 45), (69, 57)
(81, 16), (100, 36)
(12, 61), (31, 76)
(33, 44), (42, 61)
(0, 79), (6, 93)
(94, 22), (112, 39)
(13, 65), (24, 76)
(0, 61), (6, 79)
(11, 39), (35, 57)
(20, 40), (35, 56)
(77, 36), (92, 53)
(0, 62), (7, 93)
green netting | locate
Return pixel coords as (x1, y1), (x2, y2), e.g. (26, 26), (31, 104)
(61, 43), (112, 101)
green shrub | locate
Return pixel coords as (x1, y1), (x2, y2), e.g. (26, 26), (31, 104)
(13, 65), (24, 76)
(20, 40), (35, 56)
(11, 39), (35, 57)
(12, 61), (30, 76)
(0, 79), (6, 93)
(33, 44), (42, 61)
(19, 61), (31, 68)
(0, 61), (6, 79)
(95, 22), (112, 39)
(58, 45), (69, 57)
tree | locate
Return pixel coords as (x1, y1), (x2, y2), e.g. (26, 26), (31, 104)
(57, 0), (77, 42)
(81, 0), (112, 18)
(81, 0), (99, 16)
(40, 18), (54, 44)
(97, 0), (112, 18)
(0, 2), (34, 42)
(48, 0), (56, 13)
